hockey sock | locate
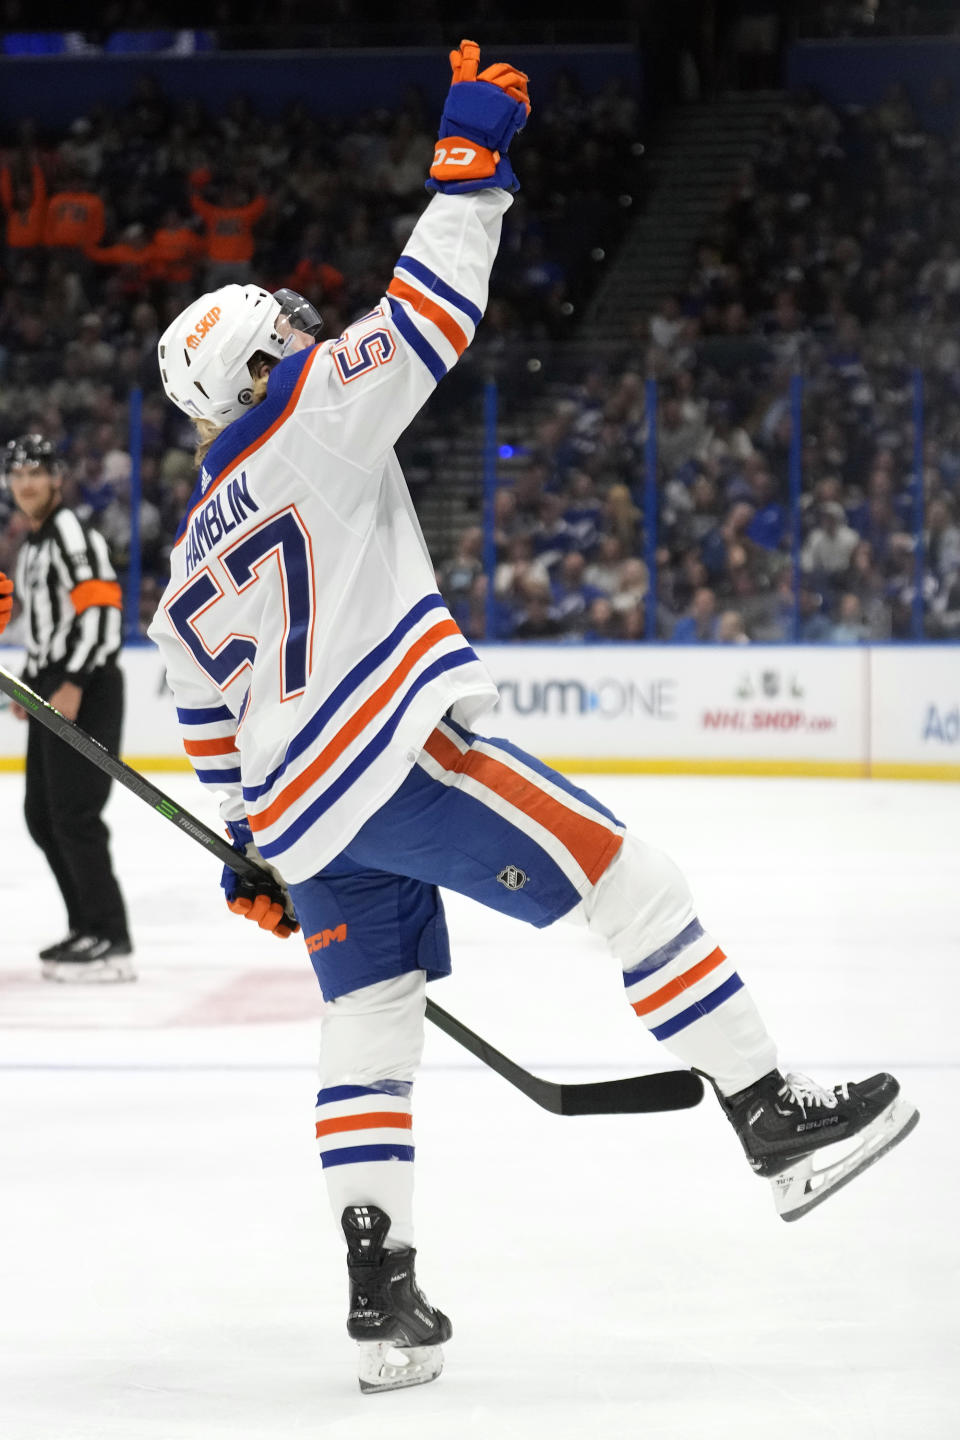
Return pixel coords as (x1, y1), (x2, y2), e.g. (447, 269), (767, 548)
(580, 833), (777, 1096)
(317, 971), (426, 1249)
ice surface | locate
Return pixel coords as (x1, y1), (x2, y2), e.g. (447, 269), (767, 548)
(1, 772), (957, 1440)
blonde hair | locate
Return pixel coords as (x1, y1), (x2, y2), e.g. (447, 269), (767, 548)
(193, 371), (270, 469)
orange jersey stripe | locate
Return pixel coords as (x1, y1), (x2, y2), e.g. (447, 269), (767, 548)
(315, 1111), (413, 1139)
(422, 727), (622, 886)
(630, 946), (727, 1017)
(387, 276), (469, 356)
(248, 618), (461, 833)
(173, 344), (322, 550)
(183, 735), (239, 757)
(70, 579), (122, 614)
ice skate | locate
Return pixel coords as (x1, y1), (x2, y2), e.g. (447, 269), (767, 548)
(702, 1068), (919, 1221)
(42, 935), (136, 984)
(342, 1204), (451, 1394)
(38, 932), (79, 963)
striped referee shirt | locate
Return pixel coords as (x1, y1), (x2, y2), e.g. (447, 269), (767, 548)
(14, 505), (123, 691)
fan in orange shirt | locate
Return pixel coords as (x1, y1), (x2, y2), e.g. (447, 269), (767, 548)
(0, 160), (47, 248)
(86, 223), (156, 296)
(149, 208), (204, 285)
(43, 176), (105, 251)
(190, 168), (267, 281)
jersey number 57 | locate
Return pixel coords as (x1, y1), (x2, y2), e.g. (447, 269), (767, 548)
(167, 506), (315, 701)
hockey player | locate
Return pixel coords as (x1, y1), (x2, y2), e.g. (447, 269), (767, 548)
(149, 41), (918, 1393)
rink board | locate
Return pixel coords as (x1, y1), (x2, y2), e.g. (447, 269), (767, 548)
(0, 642), (958, 779)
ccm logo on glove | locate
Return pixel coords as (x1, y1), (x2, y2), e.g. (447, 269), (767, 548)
(430, 138), (497, 183)
(434, 144), (479, 167)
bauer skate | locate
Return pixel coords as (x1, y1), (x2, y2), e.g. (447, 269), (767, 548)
(42, 934), (136, 984)
(701, 1068), (918, 1222)
(342, 1204), (452, 1394)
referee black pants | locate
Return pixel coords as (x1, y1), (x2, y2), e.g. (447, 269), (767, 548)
(24, 665), (130, 945)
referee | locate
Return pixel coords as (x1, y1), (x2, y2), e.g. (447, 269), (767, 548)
(3, 434), (134, 982)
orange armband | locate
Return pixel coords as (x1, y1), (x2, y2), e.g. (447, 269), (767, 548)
(70, 579), (122, 614)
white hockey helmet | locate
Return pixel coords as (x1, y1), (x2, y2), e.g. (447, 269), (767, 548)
(158, 284), (285, 426)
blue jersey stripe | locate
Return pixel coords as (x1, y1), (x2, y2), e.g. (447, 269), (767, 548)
(649, 973), (744, 1041)
(194, 764), (242, 784)
(243, 594), (448, 804)
(387, 294), (447, 383)
(257, 647), (478, 860)
(624, 918), (706, 981)
(319, 1143), (415, 1169)
(316, 1081), (412, 1106)
(177, 704), (234, 725)
(395, 255), (483, 327)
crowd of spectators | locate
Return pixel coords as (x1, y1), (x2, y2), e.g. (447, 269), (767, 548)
(0, 67), (639, 633)
(437, 82), (960, 643)
(3, 62), (960, 647)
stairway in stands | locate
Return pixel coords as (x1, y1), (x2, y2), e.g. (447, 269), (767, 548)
(414, 91), (787, 565)
(587, 91), (785, 338)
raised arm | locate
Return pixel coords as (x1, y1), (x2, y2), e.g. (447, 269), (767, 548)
(289, 39), (530, 470)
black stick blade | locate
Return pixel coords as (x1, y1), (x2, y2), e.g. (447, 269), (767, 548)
(559, 1070), (705, 1115)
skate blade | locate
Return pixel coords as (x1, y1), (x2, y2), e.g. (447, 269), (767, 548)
(43, 958), (137, 984)
(773, 1094), (919, 1222)
(357, 1342), (444, 1394)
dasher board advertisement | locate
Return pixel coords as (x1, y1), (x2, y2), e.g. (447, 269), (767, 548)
(4, 643), (957, 781)
(870, 648), (960, 780)
(477, 645), (866, 773)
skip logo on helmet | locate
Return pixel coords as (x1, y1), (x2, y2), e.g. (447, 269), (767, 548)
(186, 306), (223, 350)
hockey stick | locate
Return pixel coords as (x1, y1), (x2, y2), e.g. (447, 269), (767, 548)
(422, 1001), (702, 1114)
(0, 661), (703, 1115)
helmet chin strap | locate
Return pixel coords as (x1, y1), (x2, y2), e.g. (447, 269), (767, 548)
(280, 330), (317, 358)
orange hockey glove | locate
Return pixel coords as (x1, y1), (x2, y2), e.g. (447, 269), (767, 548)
(449, 39), (530, 114)
(221, 819), (300, 940)
(0, 573), (12, 636)
(428, 37), (531, 195)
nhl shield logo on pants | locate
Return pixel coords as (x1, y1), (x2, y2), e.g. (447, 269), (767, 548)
(497, 865), (527, 891)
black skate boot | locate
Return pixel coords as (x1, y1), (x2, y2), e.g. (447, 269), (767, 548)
(43, 934), (135, 984)
(342, 1204), (452, 1393)
(699, 1068), (919, 1222)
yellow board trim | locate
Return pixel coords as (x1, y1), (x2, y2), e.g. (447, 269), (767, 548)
(870, 762), (960, 782)
(539, 757), (869, 778)
(123, 756), (195, 772)
(2, 755), (959, 782)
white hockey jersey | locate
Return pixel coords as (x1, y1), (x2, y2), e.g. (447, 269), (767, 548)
(148, 189), (509, 883)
